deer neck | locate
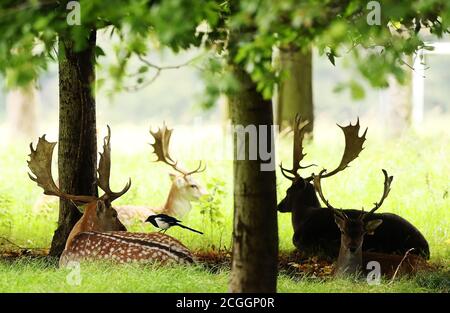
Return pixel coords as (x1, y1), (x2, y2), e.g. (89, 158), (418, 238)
(162, 185), (192, 218)
(336, 241), (363, 275)
(65, 204), (100, 249)
(296, 183), (321, 216)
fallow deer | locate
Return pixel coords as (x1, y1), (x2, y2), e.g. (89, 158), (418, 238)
(314, 169), (428, 277)
(28, 126), (194, 267)
(115, 123), (207, 226)
(277, 115), (430, 259)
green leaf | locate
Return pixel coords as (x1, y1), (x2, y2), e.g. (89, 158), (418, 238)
(95, 46), (106, 58)
(326, 51), (336, 66)
(138, 66), (148, 74)
(350, 81), (365, 100)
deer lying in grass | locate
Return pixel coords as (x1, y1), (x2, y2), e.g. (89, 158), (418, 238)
(28, 126), (194, 267)
(278, 115), (430, 259)
(115, 123), (207, 226)
(314, 170), (428, 277)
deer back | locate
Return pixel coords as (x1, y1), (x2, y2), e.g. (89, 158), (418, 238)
(60, 231), (194, 267)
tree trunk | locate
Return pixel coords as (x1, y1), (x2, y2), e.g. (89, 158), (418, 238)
(5, 82), (39, 140)
(379, 55), (413, 137)
(276, 45), (314, 134)
(49, 30), (98, 257)
(228, 50), (278, 292)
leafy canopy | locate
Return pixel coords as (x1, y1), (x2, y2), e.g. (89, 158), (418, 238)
(0, 0), (449, 101)
(226, 0), (450, 99)
(0, 0), (223, 87)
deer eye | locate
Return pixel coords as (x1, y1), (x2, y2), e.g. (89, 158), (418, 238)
(190, 184), (198, 189)
(112, 212), (117, 218)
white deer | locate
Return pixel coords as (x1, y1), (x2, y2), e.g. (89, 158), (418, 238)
(115, 123), (207, 226)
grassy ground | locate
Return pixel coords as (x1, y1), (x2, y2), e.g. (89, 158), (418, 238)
(0, 122), (449, 292)
(0, 258), (447, 292)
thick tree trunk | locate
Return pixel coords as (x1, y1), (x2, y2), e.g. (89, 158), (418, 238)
(228, 59), (278, 292)
(49, 30), (98, 257)
(276, 45), (314, 134)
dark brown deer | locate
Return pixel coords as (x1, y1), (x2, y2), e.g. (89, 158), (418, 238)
(314, 170), (428, 277)
(28, 126), (194, 267)
(114, 123), (207, 226)
(277, 115), (430, 259)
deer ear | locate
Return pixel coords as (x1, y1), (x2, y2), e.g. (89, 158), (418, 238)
(334, 213), (346, 232)
(365, 219), (383, 235)
(96, 200), (106, 216)
(169, 173), (177, 181)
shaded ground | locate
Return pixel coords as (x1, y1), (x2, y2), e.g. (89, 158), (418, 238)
(2, 242), (445, 282)
(1, 244), (448, 293)
(194, 249), (335, 278)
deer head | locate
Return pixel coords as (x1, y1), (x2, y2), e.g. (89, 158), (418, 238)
(278, 115), (367, 212)
(150, 123), (207, 203)
(28, 126), (131, 247)
(313, 169), (393, 274)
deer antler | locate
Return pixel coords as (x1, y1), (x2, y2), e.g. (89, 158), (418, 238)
(313, 168), (393, 219)
(312, 169), (336, 210)
(313, 169), (350, 219)
(28, 136), (98, 204)
(97, 126), (131, 202)
(280, 115), (315, 181)
(312, 119), (367, 181)
(150, 123), (205, 176)
(363, 169), (393, 218)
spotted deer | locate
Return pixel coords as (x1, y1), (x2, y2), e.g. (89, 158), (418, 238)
(115, 123), (207, 226)
(28, 126), (194, 267)
(313, 170), (428, 277)
(277, 115), (430, 259)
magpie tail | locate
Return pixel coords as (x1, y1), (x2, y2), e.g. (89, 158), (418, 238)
(176, 223), (203, 235)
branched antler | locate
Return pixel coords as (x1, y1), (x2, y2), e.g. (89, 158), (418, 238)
(280, 115), (315, 181)
(312, 169), (335, 210)
(316, 119), (367, 180)
(364, 169), (393, 218)
(279, 116), (366, 183)
(28, 136), (97, 204)
(150, 123), (206, 176)
(97, 125), (131, 202)
(28, 126), (131, 205)
(313, 168), (393, 218)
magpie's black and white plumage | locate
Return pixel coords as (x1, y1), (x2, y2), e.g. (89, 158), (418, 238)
(145, 214), (203, 235)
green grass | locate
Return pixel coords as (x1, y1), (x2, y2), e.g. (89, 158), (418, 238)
(0, 123), (449, 292)
(0, 259), (447, 292)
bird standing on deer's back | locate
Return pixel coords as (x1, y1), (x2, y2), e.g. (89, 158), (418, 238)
(278, 115), (430, 259)
(146, 214), (204, 235)
(28, 126), (194, 267)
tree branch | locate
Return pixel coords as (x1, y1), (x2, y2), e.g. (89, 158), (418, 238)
(124, 53), (205, 92)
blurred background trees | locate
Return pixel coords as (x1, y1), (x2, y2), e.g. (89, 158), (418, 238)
(0, 0), (449, 292)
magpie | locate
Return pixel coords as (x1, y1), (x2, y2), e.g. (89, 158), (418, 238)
(145, 214), (203, 235)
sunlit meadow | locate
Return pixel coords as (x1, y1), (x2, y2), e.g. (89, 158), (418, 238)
(0, 118), (448, 292)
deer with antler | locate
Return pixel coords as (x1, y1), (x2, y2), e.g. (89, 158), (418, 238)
(115, 123), (207, 226)
(278, 115), (430, 259)
(28, 126), (194, 267)
(314, 170), (428, 276)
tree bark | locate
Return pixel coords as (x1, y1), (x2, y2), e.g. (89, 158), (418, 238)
(228, 46), (278, 292)
(49, 30), (98, 257)
(276, 45), (314, 134)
